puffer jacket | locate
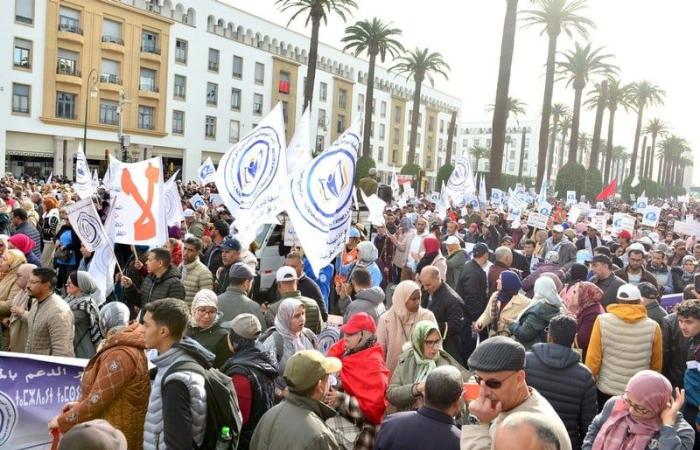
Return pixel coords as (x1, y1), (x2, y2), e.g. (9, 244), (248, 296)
(186, 312), (231, 368)
(125, 265), (186, 308)
(180, 259), (213, 305)
(339, 286), (386, 324)
(509, 301), (562, 349)
(525, 343), (597, 450)
(445, 249), (468, 291)
(57, 322), (150, 450)
(143, 337), (213, 450)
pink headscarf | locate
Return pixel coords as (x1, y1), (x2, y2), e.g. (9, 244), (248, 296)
(592, 370), (672, 450)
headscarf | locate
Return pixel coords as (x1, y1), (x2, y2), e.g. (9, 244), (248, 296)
(356, 241), (378, 267)
(66, 271), (102, 344)
(592, 370), (672, 450)
(533, 276), (563, 308)
(541, 272), (564, 293)
(400, 217), (415, 232)
(274, 298), (307, 352)
(497, 270), (522, 303)
(99, 302), (130, 337)
(0, 235), (8, 256)
(391, 280), (422, 321)
(566, 281), (603, 318)
(191, 289), (218, 327)
(416, 236), (441, 275)
(76, 271), (106, 307)
(409, 320), (441, 383)
(2, 249), (26, 273)
(8, 233), (35, 256)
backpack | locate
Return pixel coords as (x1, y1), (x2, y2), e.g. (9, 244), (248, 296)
(258, 327), (318, 363)
(163, 361), (243, 450)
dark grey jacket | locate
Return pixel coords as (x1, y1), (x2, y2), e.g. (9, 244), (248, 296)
(125, 265), (186, 308)
(422, 282), (464, 363)
(339, 286), (386, 324)
(13, 221), (42, 258)
(662, 312), (690, 389)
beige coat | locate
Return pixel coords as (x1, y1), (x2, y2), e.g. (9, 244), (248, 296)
(476, 293), (531, 337)
(25, 293), (75, 357)
(180, 259), (214, 305)
(7, 289), (31, 352)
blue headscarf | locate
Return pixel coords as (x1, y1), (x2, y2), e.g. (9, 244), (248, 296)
(496, 270), (522, 303)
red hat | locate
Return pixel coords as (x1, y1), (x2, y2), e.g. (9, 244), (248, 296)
(340, 312), (376, 335)
(618, 230), (632, 240)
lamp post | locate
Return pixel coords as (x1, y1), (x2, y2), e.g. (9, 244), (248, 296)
(83, 68), (99, 152)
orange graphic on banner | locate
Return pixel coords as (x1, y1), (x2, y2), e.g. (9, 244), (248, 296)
(121, 162), (160, 240)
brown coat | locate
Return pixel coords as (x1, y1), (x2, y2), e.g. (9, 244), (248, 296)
(57, 322), (151, 450)
(7, 289), (31, 352)
(25, 293), (75, 356)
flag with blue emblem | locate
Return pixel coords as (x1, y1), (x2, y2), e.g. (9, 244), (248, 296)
(390, 171), (400, 196)
(74, 143), (94, 200)
(198, 157), (217, 185)
(445, 156), (477, 204)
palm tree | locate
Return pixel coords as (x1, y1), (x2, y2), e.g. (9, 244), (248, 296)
(577, 132), (590, 165)
(583, 79), (608, 169)
(617, 147), (630, 181)
(276, 0), (358, 109)
(557, 113), (572, 171)
(642, 118), (668, 182)
(470, 145), (491, 176)
(556, 42), (618, 162)
(546, 103), (569, 180)
(392, 48), (450, 167)
(522, 0), (595, 190)
(489, 0), (519, 190)
(342, 18), (404, 158)
(658, 135), (690, 186)
(627, 81), (665, 177)
(445, 110), (458, 165)
(486, 96), (528, 120)
(602, 79), (632, 182)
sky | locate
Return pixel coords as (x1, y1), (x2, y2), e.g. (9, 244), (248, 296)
(222, 0), (699, 185)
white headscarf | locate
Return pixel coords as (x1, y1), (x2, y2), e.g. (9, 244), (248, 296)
(274, 297), (307, 352)
(517, 276), (563, 320)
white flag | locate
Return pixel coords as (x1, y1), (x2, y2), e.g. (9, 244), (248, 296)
(104, 155), (123, 192)
(92, 169), (99, 189)
(112, 157), (166, 246)
(74, 144), (94, 199)
(47, 171), (53, 184)
(215, 103), (287, 248)
(478, 175), (487, 206)
(360, 190), (386, 226)
(285, 120), (360, 275)
(163, 172), (185, 227)
(198, 157), (216, 185)
(445, 156), (476, 204)
(390, 171), (400, 196)
(286, 107), (312, 176)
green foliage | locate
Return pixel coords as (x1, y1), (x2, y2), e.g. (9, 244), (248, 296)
(488, 173), (536, 192)
(584, 168), (603, 201)
(619, 176), (686, 201)
(355, 156), (376, 184)
(436, 164), (454, 191)
(400, 163), (421, 190)
(555, 162), (587, 199)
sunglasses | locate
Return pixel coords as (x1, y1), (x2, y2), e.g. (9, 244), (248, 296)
(474, 371), (517, 389)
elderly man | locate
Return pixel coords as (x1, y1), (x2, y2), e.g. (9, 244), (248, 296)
(461, 336), (571, 450)
(488, 246), (513, 296)
(542, 225), (567, 256)
(419, 266), (465, 363)
(501, 236), (529, 278)
(493, 412), (563, 450)
(445, 235), (468, 290)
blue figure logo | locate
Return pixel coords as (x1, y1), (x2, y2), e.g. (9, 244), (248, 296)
(318, 161), (348, 201)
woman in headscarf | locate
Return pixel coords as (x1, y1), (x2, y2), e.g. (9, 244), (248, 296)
(5, 263), (36, 352)
(377, 280), (436, 376)
(583, 371), (692, 450)
(568, 281), (605, 360)
(0, 250), (27, 349)
(8, 233), (41, 267)
(221, 314), (278, 450)
(509, 276), (565, 349)
(352, 241), (383, 287)
(41, 196), (60, 268)
(22, 199), (39, 228)
(560, 263), (590, 308)
(185, 289), (231, 368)
(475, 270), (530, 337)
(415, 235), (447, 281)
(387, 320), (468, 411)
(388, 217), (417, 283)
(0, 234), (8, 259)
(64, 271), (103, 358)
(326, 313), (389, 449)
(671, 255), (698, 294)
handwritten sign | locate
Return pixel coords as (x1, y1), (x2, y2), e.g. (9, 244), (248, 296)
(590, 216), (607, 233)
(527, 212), (549, 230)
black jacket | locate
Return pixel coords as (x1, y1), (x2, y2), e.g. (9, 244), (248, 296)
(576, 234), (602, 251)
(422, 282), (464, 363)
(511, 250), (530, 278)
(456, 259), (488, 322)
(662, 312), (690, 389)
(670, 267), (695, 294)
(475, 225), (500, 251)
(186, 313), (231, 369)
(525, 343), (597, 450)
(125, 265), (186, 308)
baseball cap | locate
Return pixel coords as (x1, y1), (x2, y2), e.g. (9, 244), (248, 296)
(230, 313), (262, 340)
(638, 282), (659, 300)
(445, 235), (461, 246)
(552, 224), (564, 233)
(229, 262), (255, 280)
(221, 237), (242, 251)
(618, 230), (632, 240)
(458, 219), (466, 224)
(348, 227), (361, 239)
(472, 243), (491, 257)
(58, 419), (127, 450)
(276, 266), (298, 282)
(284, 350), (342, 392)
(617, 284), (642, 302)
(183, 208), (195, 218)
(340, 312), (377, 335)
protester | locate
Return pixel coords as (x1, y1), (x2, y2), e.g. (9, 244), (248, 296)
(388, 216), (417, 283)
(676, 299), (700, 444)
(180, 236), (213, 305)
(493, 412), (565, 450)
(457, 243), (491, 360)
(64, 271), (103, 358)
(589, 254), (626, 308)
(374, 224), (395, 289)
(475, 270), (530, 338)
(214, 237), (243, 294)
(25, 267), (74, 356)
(3, 263), (35, 352)
(419, 266), (465, 362)
(8, 233), (41, 267)
(217, 262), (266, 326)
(337, 267), (386, 324)
(671, 256), (698, 294)
(416, 236), (447, 282)
(510, 277), (564, 349)
(522, 251), (564, 297)
(40, 196), (60, 268)
(662, 308), (692, 390)
(669, 239), (690, 267)
(560, 263), (589, 307)
(406, 217), (429, 276)
(203, 219), (228, 275)
(281, 252), (327, 320)
(345, 240), (383, 288)
(122, 248), (186, 309)
(488, 246), (513, 296)
(185, 289), (231, 368)
(54, 209), (81, 288)
(265, 266), (322, 334)
(648, 248), (674, 294)
(638, 281), (668, 328)
(77, 243), (93, 272)
(0, 250), (26, 335)
(57, 419), (128, 450)
(445, 235), (468, 290)
(566, 281), (605, 360)
(11, 207), (41, 258)
(615, 245), (659, 288)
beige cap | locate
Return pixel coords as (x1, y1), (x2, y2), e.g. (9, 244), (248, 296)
(283, 350), (342, 392)
(229, 313), (262, 340)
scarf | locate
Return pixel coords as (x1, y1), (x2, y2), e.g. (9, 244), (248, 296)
(416, 236), (441, 275)
(517, 276), (562, 321)
(356, 241), (379, 269)
(76, 271), (105, 307)
(567, 281), (603, 318)
(492, 271), (522, 332)
(273, 298), (307, 352)
(410, 321), (440, 383)
(66, 293), (102, 345)
(592, 370), (671, 450)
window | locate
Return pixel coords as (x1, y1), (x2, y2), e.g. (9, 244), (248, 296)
(508, 162), (515, 172)
(318, 108), (327, 129)
(254, 62), (264, 84)
(13, 38), (32, 69)
(173, 75), (186, 99)
(229, 120), (240, 143)
(319, 82), (327, 101)
(15, 0), (34, 24)
(279, 71), (290, 94)
(99, 100), (118, 125)
(370, 122), (374, 138)
(253, 94), (263, 115)
(206, 82), (218, 106)
(525, 138), (530, 148)
(232, 56), (243, 79)
(392, 148), (397, 162)
(440, 120), (445, 133)
(393, 128), (399, 145)
(138, 105), (154, 129)
(58, 6), (81, 34)
(282, 100), (289, 123)
(357, 94), (364, 112)
(205, 116), (216, 138)
(337, 114), (345, 133)
(208, 48), (219, 72)
(55, 91), (76, 119)
(139, 68), (157, 92)
(141, 30), (158, 54)
(378, 146), (384, 162)
(315, 135), (324, 153)
(102, 19), (122, 44)
(474, 138), (481, 146)
(486, 138), (491, 148)
(57, 49), (79, 76)
(394, 106), (401, 123)
(428, 118), (434, 132)
(379, 124), (386, 140)
(338, 89), (347, 109)
(12, 83), (30, 114)
(175, 39), (188, 64)
(231, 88), (241, 111)
(100, 59), (120, 84)
(462, 138), (468, 147)
(172, 110), (184, 135)
(380, 101), (387, 118)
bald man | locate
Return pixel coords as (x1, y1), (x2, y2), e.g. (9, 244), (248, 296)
(493, 412), (561, 450)
(419, 266), (465, 364)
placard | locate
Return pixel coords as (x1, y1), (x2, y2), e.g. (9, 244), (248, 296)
(590, 216), (607, 233)
(566, 191), (577, 206)
(612, 213), (635, 234)
(641, 206), (661, 227)
(527, 212), (549, 230)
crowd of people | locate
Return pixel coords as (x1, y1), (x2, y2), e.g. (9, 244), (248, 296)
(1, 173), (700, 450)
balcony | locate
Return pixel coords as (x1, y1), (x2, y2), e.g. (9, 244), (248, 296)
(16, 15), (33, 25)
(13, 59), (31, 70)
(101, 35), (124, 53)
(140, 45), (161, 62)
(56, 64), (82, 86)
(58, 21), (84, 44)
(139, 83), (160, 99)
(208, 62), (219, 72)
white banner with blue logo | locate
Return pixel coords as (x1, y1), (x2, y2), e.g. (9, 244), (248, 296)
(537, 201), (553, 216)
(491, 188), (504, 206)
(642, 206), (661, 227)
(163, 171), (185, 227)
(215, 103), (287, 248)
(74, 144), (94, 200)
(285, 121), (360, 276)
(198, 157), (217, 185)
(445, 156), (477, 204)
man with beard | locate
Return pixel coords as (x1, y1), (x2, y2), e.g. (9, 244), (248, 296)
(647, 249), (674, 294)
(615, 244), (659, 288)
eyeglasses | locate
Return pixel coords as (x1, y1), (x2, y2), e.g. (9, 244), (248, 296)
(622, 392), (651, 415)
(424, 338), (442, 348)
(195, 308), (217, 316)
(474, 371), (517, 390)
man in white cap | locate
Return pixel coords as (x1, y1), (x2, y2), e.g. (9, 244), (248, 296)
(445, 235), (467, 290)
(614, 243), (659, 288)
(264, 266), (322, 334)
(584, 283), (663, 409)
(542, 224), (567, 256)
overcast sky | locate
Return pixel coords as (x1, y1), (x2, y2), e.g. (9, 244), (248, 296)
(223, 0), (699, 183)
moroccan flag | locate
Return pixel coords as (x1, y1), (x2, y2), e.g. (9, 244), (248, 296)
(596, 178), (617, 201)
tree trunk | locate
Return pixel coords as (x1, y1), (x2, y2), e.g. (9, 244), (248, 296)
(558, 128), (568, 171)
(475, 155), (481, 177)
(488, 0), (519, 190)
(589, 80), (607, 170)
(445, 110), (457, 165)
(639, 135), (648, 179)
(361, 50), (377, 158)
(546, 112), (559, 181)
(303, 14), (322, 109)
(629, 102), (645, 177)
(536, 33), (558, 190)
(568, 86), (583, 163)
(603, 108), (616, 183)
(518, 126), (527, 181)
(406, 73), (424, 167)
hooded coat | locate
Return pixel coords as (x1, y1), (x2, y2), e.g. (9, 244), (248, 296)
(186, 312), (231, 368)
(339, 286), (386, 324)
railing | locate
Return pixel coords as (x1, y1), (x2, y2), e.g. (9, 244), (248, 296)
(56, 63), (80, 77)
(101, 35), (124, 45)
(208, 62), (219, 71)
(14, 59), (31, 69)
(16, 15), (33, 24)
(100, 74), (122, 84)
(140, 44), (160, 55)
(139, 83), (159, 93)
(58, 17), (82, 35)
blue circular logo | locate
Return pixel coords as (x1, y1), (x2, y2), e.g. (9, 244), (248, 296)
(0, 391), (18, 446)
(447, 160), (470, 191)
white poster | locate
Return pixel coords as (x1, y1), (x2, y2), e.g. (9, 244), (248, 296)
(360, 190), (387, 226)
(286, 107), (311, 176)
(674, 220), (700, 238)
(642, 206), (661, 228)
(612, 213), (636, 234)
(636, 196), (649, 212)
(163, 173), (185, 227)
(566, 191), (577, 206)
(74, 145), (94, 200)
(590, 215), (607, 233)
(537, 202), (553, 216)
(189, 193), (206, 210)
(390, 171), (400, 196)
(568, 206), (582, 224)
(491, 188), (504, 206)
(445, 156), (477, 204)
(197, 157), (217, 185)
(527, 212), (549, 230)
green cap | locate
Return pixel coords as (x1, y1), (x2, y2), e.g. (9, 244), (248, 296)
(283, 350), (342, 393)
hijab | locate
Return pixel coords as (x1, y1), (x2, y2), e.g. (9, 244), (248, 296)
(567, 281), (603, 318)
(356, 241), (379, 267)
(190, 289), (219, 329)
(99, 302), (130, 337)
(409, 320), (441, 383)
(400, 217), (415, 232)
(391, 280), (422, 321)
(8, 233), (35, 256)
(2, 249), (26, 274)
(274, 298), (307, 352)
(416, 236), (441, 275)
(76, 270), (106, 307)
(497, 270), (522, 303)
(533, 276), (563, 308)
(592, 370), (672, 450)
(67, 271), (102, 344)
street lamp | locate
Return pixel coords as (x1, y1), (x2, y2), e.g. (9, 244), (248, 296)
(83, 69), (99, 152)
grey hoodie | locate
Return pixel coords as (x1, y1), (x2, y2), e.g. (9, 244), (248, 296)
(340, 286), (386, 324)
